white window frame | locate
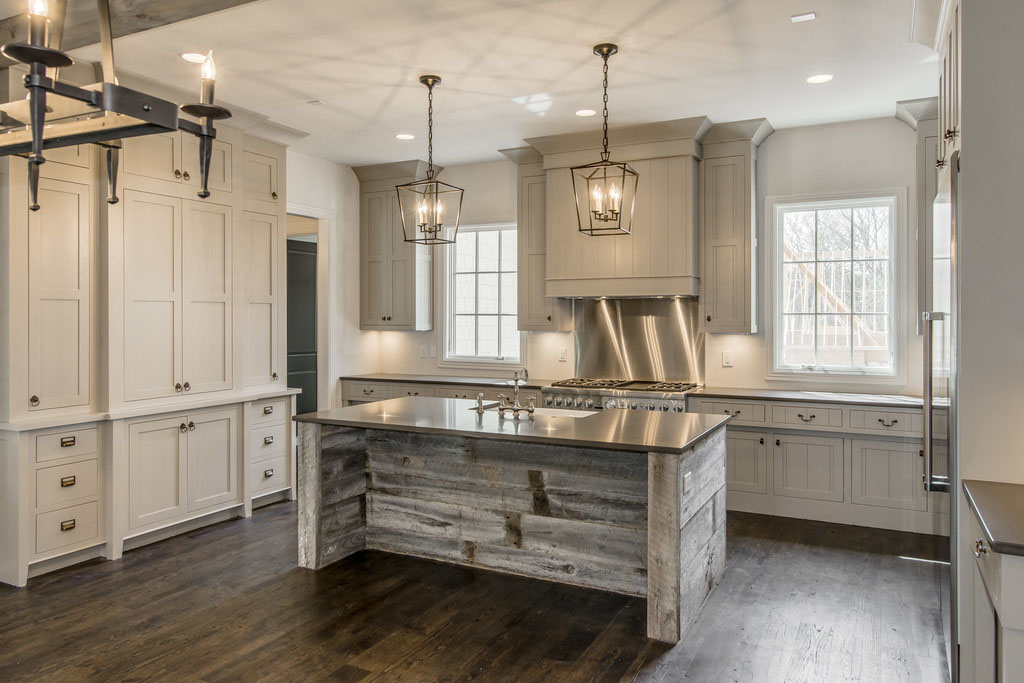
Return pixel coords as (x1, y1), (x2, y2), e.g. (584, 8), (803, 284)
(440, 222), (525, 369)
(766, 189), (907, 385)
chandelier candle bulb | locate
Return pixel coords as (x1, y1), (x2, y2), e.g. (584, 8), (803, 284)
(199, 51), (216, 104)
(27, 0), (47, 47)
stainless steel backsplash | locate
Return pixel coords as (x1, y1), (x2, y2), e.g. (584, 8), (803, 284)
(573, 298), (704, 382)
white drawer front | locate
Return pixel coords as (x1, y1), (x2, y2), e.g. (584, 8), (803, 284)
(772, 404), (843, 428)
(36, 459), (99, 509)
(849, 409), (922, 435)
(36, 501), (100, 555)
(389, 384), (436, 398)
(698, 400), (766, 425)
(252, 398), (289, 426)
(36, 427), (99, 463)
(347, 383), (387, 401)
(252, 423), (288, 462)
(252, 455), (289, 494)
(445, 387), (503, 401)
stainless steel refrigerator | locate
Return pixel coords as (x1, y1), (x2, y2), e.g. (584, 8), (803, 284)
(925, 149), (959, 680)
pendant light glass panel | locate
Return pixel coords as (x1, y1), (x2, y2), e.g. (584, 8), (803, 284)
(571, 158), (638, 236)
(396, 177), (463, 245)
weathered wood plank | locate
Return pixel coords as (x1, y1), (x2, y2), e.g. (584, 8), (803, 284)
(296, 421), (321, 570)
(647, 450), (682, 642)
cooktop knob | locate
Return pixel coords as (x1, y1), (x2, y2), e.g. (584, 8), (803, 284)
(544, 396), (553, 406)
(629, 401), (638, 409)
(674, 405), (685, 412)
(584, 398), (594, 408)
(660, 404), (669, 411)
(554, 397), (564, 406)
(646, 402), (655, 411)
(574, 398), (584, 407)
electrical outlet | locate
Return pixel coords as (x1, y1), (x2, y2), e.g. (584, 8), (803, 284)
(722, 350), (734, 367)
(559, 348), (568, 362)
(683, 471), (693, 495)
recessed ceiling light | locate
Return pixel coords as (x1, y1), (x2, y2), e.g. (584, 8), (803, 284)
(180, 52), (208, 64)
(575, 109), (597, 117)
(791, 12), (817, 23)
(806, 73), (833, 84)
(395, 133), (415, 140)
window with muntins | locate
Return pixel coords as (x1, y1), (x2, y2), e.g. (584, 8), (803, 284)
(444, 224), (520, 364)
(772, 196), (897, 376)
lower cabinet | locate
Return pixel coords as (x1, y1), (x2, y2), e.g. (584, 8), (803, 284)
(772, 433), (844, 503)
(127, 406), (240, 531)
(850, 438), (927, 511)
(725, 430), (768, 494)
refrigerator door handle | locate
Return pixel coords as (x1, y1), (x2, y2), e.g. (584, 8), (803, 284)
(922, 310), (949, 492)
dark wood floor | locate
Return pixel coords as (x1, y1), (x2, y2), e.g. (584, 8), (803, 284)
(0, 503), (949, 682)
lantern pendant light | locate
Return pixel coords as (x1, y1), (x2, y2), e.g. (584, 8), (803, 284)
(396, 75), (464, 245)
(570, 43), (638, 236)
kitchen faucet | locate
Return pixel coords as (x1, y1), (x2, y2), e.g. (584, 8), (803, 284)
(497, 369), (534, 419)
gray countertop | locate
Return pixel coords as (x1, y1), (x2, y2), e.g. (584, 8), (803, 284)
(963, 479), (1024, 557)
(691, 386), (924, 408)
(339, 373), (553, 390)
(296, 397), (730, 454)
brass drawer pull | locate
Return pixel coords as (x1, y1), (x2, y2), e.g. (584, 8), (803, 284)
(174, 169), (182, 179)
(188, 421), (196, 431)
(60, 475), (76, 488)
(183, 381), (191, 392)
(363, 389), (373, 394)
(263, 468), (274, 478)
(263, 405), (274, 415)
(264, 436), (274, 445)
(179, 423), (188, 433)
(878, 418), (898, 427)
(30, 395), (40, 407)
(182, 170), (191, 181)
(60, 436), (76, 448)
(797, 413), (816, 422)
(175, 383), (183, 392)
(60, 519), (76, 532)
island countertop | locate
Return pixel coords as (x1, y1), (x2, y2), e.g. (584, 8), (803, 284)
(295, 396), (730, 454)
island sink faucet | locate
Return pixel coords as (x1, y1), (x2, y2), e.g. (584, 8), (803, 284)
(497, 369), (535, 419)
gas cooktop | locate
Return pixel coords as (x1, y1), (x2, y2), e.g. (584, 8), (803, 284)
(549, 378), (698, 393)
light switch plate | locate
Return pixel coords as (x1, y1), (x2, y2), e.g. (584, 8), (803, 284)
(559, 348), (567, 362)
(683, 471), (693, 495)
(722, 350), (734, 367)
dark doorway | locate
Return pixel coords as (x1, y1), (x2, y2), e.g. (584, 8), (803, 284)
(287, 238), (318, 415)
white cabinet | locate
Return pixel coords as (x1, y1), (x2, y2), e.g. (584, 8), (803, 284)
(243, 136), (283, 212)
(127, 406), (240, 530)
(122, 190), (232, 400)
(28, 177), (91, 411)
(700, 120), (772, 334)
(850, 439), (927, 511)
(358, 186), (432, 331)
(726, 431), (768, 494)
(937, 1), (961, 164)
(772, 433), (843, 502)
(122, 132), (233, 198)
(243, 211), (281, 387)
(121, 132), (182, 184)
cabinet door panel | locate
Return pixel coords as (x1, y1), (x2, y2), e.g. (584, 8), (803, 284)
(182, 200), (232, 394)
(129, 416), (187, 528)
(28, 178), (91, 410)
(702, 155), (752, 333)
(518, 174), (555, 330)
(851, 439), (927, 511)
(244, 212), (279, 386)
(182, 137), (233, 194)
(772, 434), (843, 502)
(123, 191), (182, 400)
(244, 151), (279, 205)
(361, 192), (389, 327)
(389, 193), (413, 327)
(122, 133), (181, 183)
(187, 408), (238, 511)
(726, 431), (768, 494)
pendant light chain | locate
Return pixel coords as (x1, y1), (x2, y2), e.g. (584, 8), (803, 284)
(601, 54), (610, 161)
(426, 82), (434, 179)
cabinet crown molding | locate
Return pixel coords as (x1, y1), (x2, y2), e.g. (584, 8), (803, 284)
(703, 118), (775, 147)
(524, 116), (712, 161)
(352, 159), (441, 182)
(499, 146), (543, 165)
(895, 98), (939, 130)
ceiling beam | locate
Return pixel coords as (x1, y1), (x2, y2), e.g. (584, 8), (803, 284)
(0, 0), (261, 66)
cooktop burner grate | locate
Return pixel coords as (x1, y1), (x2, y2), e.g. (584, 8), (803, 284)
(550, 378), (631, 389)
(645, 381), (698, 392)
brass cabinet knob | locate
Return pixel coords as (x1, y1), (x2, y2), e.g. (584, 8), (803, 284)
(174, 169), (182, 179)
(183, 381), (191, 392)
(547, 315), (552, 322)
(175, 383), (183, 392)
(182, 170), (191, 181)
(775, 439), (781, 447)
(179, 423), (188, 432)
(272, 372), (279, 380)
(387, 315), (392, 321)
(381, 316), (386, 321)
(29, 395), (40, 406)
(759, 438), (765, 445)
(271, 191), (278, 200)
(188, 421), (196, 431)
(60, 519), (76, 532)
(706, 315), (712, 322)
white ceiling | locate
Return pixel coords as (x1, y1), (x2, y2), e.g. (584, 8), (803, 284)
(62, 0), (937, 166)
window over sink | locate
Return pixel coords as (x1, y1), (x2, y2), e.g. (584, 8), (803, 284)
(443, 223), (522, 365)
(769, 193), (901, 380)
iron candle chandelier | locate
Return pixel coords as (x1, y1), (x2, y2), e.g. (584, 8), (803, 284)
(395, 75), (464, 245)
(570, 43), (638, 236)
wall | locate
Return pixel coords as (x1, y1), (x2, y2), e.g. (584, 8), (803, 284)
(286, 151), (380, 407)
(378, 160), (575, 381)
(705, 118), (923, 395)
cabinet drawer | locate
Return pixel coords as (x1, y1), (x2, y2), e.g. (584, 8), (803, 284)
(849, 409), (922, 435)
(389, 384), (435, 398)
(36, 459), (99, 509)
(698, 400), (766, 425)
(347, 383), (388, 401)
(35, 501), (100, 555)
(252, 423), (287, 461)
(36, 427), (99, 463)
(252, 454), (289, 494)
(445, 387), (502, 401)
(771, 404), (843, 428)
(252, 398), (289, 426)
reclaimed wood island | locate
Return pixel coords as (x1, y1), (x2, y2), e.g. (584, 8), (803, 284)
(294, 397), (730, 643)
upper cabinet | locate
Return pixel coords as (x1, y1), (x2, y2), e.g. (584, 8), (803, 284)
(525, 117), (709, 298)
(937, 0), (961, 164)
(355, 161), (433, 331)
(700, 119), (773, 334)
(500, 147), (572, 332)
(243, 136), (283, 212)
(121, 132), (233, 201)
